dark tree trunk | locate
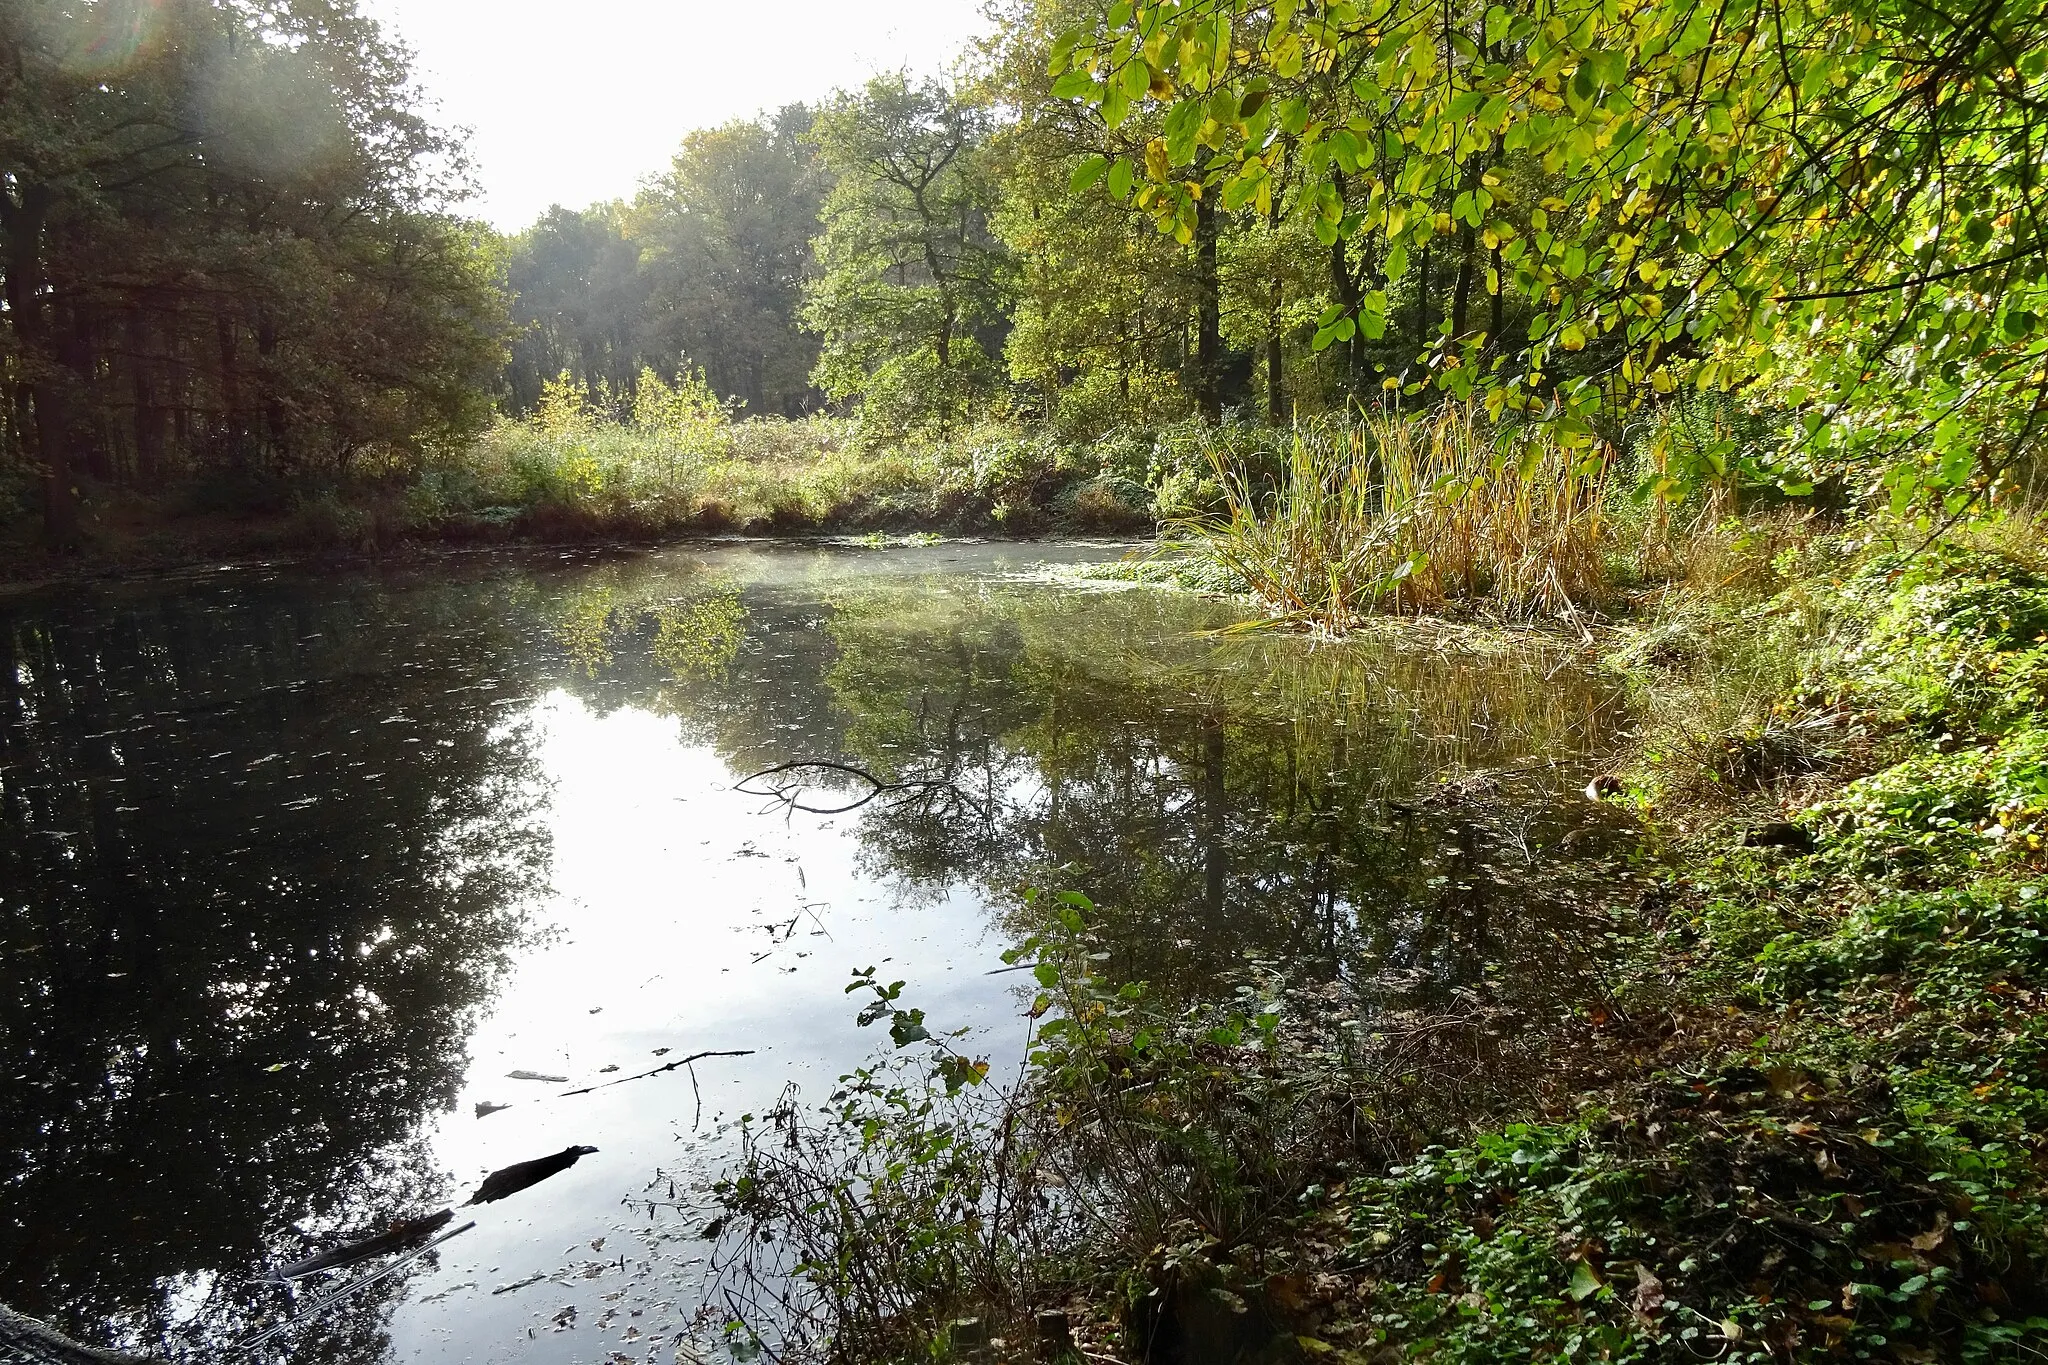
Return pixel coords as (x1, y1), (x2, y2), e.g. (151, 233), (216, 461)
(1329, 238), (1361, 401)
(1194, 195), (1222, 423)
(1201, 717), (1227, 919)
(257, 313), (285, 463)
(59, 299), (108, 481)
(1, 185), (81, 547)
(1490, 245), (1504, 350)
(216, 314), (242, 460)
(1, 1302), (157, 1365)
(128, 306), (166, 486)
(1451, 155), (1486, 342)
(1415, 243), (1432, 347)
(1452, 222), (1477, 340)
(1266, 201), (1286, 424)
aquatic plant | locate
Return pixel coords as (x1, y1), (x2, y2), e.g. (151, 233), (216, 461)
(1171, 407), (1615, 627)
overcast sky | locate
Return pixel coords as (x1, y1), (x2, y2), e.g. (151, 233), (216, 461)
(361, 0), (990, 230)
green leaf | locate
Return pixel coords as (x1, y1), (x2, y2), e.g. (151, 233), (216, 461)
(1048, 26), (1084, 74)
(1107, 158), (1134, 198)
(1070, 154), (1109, 193)
(1569, 1261), (1603, 1301)
(1164, 99), (1204, 165)
(1050, 70), (1096, 100)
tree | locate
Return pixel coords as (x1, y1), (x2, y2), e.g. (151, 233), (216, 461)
(501, 203), (650, 413)
(632, 106), (826, 417)
(0, 0), (505, 545)
(1049, 0), (2048, 510)
(804, 75), (1011, 435)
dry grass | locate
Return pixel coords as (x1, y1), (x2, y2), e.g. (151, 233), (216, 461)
(1172, 407), (1614, 628)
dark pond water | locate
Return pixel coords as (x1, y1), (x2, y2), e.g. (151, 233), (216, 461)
(0, 541), (1633, 1363)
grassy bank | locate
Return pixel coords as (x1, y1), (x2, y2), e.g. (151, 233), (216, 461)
(703, 521), (2048, 1363)
(0, 385), (1196, 580)
(4, 394), (1637, 608)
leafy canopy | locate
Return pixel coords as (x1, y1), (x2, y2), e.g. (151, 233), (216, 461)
(1050, 0), (2048, 511)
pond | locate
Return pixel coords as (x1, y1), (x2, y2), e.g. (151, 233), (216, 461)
(0, 541), (1634, 1363)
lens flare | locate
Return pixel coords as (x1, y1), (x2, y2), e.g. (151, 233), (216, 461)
(61, 0), (168, 78)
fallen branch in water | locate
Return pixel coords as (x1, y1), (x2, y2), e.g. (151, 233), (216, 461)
(1, 1302), (158, 1365)
(235, 1220), (475, 1350)
(733, 760), (960, 816)
(558, 1049), (756, 1097)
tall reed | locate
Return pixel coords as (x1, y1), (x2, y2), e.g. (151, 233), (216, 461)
(1173, 408), (1614, 627)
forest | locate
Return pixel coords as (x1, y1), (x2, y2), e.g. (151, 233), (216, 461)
(7, 0), (2048, 1360)
(7, 0), (2041, 569)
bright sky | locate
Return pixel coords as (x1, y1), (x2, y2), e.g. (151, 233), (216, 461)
(362, 0), (991, 230)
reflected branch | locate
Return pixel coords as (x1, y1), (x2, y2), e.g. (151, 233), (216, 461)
(734, 760), (972, 817)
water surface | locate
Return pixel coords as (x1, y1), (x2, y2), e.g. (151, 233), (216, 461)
(0, 541), (1631, 1362)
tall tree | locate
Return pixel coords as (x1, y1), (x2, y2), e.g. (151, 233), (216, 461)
(501, 203), (649, 413)
(804, 75), (1011, 435)
(1051, 0), (2048, 507)
(0, 0), (504, 545)
(632, 106), (826, 417)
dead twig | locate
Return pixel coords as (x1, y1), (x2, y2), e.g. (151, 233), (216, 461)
(559, 1049), (756, 1097)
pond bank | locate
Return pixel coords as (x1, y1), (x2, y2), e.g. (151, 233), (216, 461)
(708, 537), (2048, 1364)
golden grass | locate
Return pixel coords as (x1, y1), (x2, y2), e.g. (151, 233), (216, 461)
(1172, 407), (1614, 628)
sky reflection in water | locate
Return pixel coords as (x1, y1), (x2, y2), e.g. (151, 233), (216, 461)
(0, 541), (1630, 1363)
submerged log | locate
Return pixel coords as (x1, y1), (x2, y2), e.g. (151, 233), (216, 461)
(463, 1145), (599, 1205)
(0, 1303), (157, 1365)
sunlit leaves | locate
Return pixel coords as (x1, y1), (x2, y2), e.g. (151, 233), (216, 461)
(1041, 0), (2048, 507)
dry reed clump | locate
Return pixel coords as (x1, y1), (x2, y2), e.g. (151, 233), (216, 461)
(1172, 408), (1614, 629)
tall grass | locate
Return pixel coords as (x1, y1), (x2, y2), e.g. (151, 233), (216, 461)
(403, 369), (1158, 537)
(1172, 408), (1614, 625)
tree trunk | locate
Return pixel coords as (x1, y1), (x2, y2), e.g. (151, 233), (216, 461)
(1194, 195), (1221, 424)
(1266, 200), (1286, 424)
(1415, 243), (1432, 348)
(1, 185), (81, 547)
(128, 306), (166, 486)
(1452, 222), (1477, 341)
(1201, 717), (1227, 919)
(60, 298), (109, 481)
(257, 313), (286, 464)
(0, 1303), (158, 1365)
(1451, 154), (1486, 342)
(1329, 238), (1361, 402)
(216, 314), (242, 462)
(1490, 245), (1504, 350)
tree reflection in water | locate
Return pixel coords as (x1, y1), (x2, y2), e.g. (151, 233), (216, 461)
(0, 573), (547, 1360)
(0, 546), (1634, 1362)
(806, 583), (1635, 1014)
(535, 561), (1634, 1018)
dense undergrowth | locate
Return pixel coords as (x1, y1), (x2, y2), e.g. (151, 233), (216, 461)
(702, 524), (2048, 1364)
(13, 390), (1637, 624)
